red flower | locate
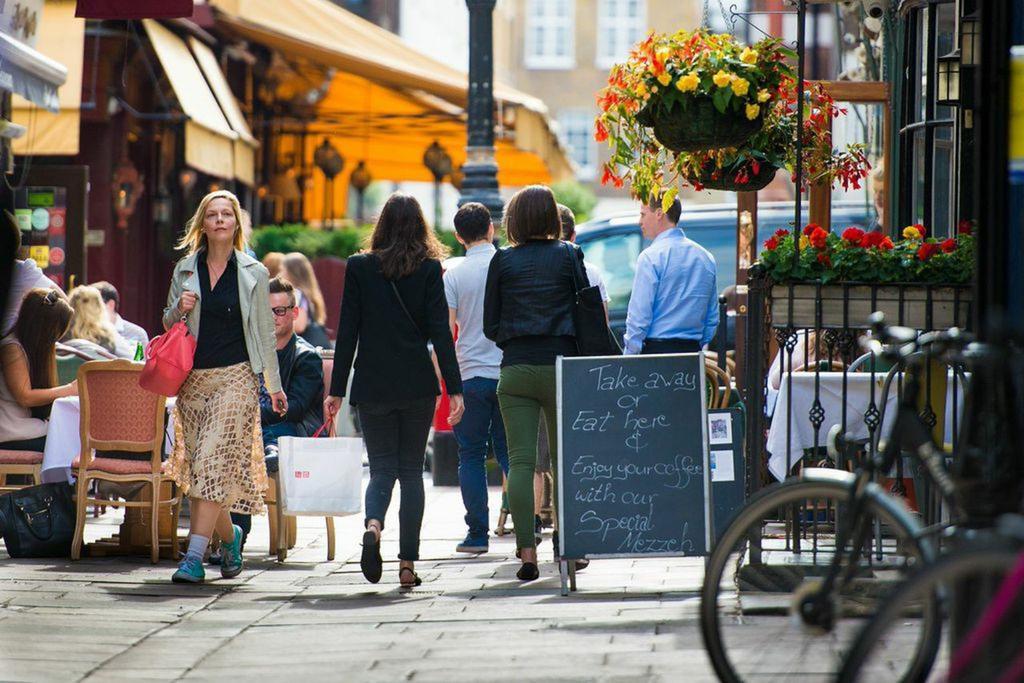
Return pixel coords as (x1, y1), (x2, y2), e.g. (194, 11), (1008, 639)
(816, 252), (831, 267)
(809, 227), (829, 249)
(917, 242), (940, 261)
(594, 119), (609, 143)
(913, 223), (927, 238)
(774, 228), (790, 239)
(940, 238), (957, 254)
(802, 223), (822, 236)
(841, 227), (865, 245)
(600, 165), (620, 187)
(860, 231), (884, 248)
(879, 236), (894, 251)
(764, 236), (779, 251)
(958, 220), (973, 236)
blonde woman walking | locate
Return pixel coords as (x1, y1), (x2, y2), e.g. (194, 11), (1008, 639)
(163, 190), (286, 584)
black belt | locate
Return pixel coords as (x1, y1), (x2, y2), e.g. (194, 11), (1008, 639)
(641, 338), (701, 354)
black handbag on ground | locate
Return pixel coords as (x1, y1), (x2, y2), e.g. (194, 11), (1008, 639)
(564, 242), (622, 356)
(0, 482), (76, 558)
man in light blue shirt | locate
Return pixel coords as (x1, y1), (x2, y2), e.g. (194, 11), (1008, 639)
(624, 193), (719, 355)
(443, 203), (510, 554)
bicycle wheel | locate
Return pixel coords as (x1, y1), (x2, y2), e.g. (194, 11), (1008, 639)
(838, 546), (1024, 683)
(700, 476), (939, 682)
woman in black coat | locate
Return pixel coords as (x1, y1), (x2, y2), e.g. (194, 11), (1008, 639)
(324, 193), (464, 588)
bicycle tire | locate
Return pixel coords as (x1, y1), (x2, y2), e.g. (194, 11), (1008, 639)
(700, 475), (939, 682)
(837, 546), (1023, 683)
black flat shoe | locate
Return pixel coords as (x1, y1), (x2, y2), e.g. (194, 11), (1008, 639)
(516, 562), (540, 581)
(360, 530), (383, 584)
(399, 566), (422, 588)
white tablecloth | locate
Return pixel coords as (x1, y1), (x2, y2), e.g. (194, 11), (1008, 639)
(42, 396), (176, 483)
(766, 372), (965, 481)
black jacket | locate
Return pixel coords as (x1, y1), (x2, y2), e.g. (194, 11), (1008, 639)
(262, 334), (324, 437)
(329, 253), (462, 404)
(484, 240), (582, 346)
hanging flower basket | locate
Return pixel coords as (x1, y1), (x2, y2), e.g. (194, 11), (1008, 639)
(686, 161), (779, 191)
(638, 97), (764, 153)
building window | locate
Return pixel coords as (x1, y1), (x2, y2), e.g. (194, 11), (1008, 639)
(559, 110), (598, 180)
(596, 0), (646, 69)
(524, 0), (574, 69)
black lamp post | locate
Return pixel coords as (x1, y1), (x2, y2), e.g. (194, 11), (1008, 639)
(314, 138), (345, 229)
(349, 160), (372, 223)
(459, 0), (503, 224)
(423, 140), (453, 229)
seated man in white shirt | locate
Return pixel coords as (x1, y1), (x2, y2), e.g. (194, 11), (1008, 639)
(91, 281), (149, 346)
(2, 213), (62, 337)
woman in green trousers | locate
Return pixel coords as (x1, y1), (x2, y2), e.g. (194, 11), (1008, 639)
(483, 185), (583, 581)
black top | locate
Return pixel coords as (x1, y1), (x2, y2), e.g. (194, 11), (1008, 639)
(329, 253), (462, 404)
(483, 240), (581, 367)
(260, 334), (323, 437)
(193, 252), (249, 370)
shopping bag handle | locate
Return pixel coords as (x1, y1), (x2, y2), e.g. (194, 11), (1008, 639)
(312, 417), (336, 439)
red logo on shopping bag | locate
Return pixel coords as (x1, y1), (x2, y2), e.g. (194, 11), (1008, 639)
(294, 470), (310, 479)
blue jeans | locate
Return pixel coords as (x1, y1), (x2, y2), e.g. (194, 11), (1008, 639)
(452, 377), (510, 539)
(358, 397), (436, 561)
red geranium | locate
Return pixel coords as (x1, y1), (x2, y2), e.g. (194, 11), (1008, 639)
(774, 228), (790, 239)
(809, 226), (829, 249)
(860, 231), (884, 248)
(958, 220), (973, 236)
(879, 236), (894, 251)
(917, 242), (940, 261)
(841, 227), (865, 245)
(802, 223), (821, 236)
(816, 252), (831, 267)
(913, 223), (927, 238)
(940, 238), (957, 253)
(764, 236), (780, 251)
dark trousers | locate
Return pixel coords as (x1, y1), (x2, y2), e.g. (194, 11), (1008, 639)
(641, 338), (701, 354)
(452, 377), (510, 539)
(358, 397), (436, 561)
(0, 436), (46, 451)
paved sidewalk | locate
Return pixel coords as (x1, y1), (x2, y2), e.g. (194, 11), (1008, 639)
(0, 481), (715, 682)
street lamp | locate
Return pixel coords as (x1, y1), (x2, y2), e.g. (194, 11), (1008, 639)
(423, 140), (453, 228)
(314, 138), (345, 229)
(936, 50), (961, 107)
(349, 160), (372, 223)
(460, 0), (503, 224)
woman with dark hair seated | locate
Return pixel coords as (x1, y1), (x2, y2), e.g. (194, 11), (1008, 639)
(0, 288), (78, 451)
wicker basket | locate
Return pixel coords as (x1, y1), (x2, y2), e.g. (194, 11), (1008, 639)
(639, 97), (763, 152)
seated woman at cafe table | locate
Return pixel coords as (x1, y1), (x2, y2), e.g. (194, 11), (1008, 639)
(64, 285), (136, 359)
(0, 289), (78, 452)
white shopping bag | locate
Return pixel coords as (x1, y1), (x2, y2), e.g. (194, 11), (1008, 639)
(277, 430), (364, 517)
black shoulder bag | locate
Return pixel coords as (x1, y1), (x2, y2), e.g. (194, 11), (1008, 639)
(0, 482), (75, 558)
(389, 280), (426, 339)
(564, 242), (621, 356)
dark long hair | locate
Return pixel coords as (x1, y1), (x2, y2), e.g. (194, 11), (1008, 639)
(14, 289), (73, 417)
(369, 193), (449, 280)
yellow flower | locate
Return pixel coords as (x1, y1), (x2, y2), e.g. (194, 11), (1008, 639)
(635, 81), (648, 97)
(799, 235), (811, 250)
(657, 72), (672, 87)
(675, 72), (700, 92)
(757, 88), (772, 102)
(712, 70), (732, 88)
(745, 103), (761, 120)
(903, 225), (922, 240)
(731, 77), (750, 96)
(740, 48), (759, 64)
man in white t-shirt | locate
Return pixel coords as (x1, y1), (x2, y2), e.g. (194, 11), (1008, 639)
(2, 217), (62, 337)
(91, 281), (149, 346)
(558, 204), (610, 315)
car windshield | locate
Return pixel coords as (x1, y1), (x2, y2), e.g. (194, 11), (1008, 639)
(580, 232), (643, 311)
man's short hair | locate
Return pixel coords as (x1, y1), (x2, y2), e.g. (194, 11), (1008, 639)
(453, 202), (492, 243)
(557, 204), (575, 241)
(269, 276), (296, 306)
(648, 192), (682, 225)
(91, 281), (119, 310)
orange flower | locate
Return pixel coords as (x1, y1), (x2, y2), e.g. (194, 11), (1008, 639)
(594, 118), (609, 143)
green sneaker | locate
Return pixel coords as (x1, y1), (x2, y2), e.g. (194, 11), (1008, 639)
(220, 524), (244, 579)
(171, 557), (205, 584)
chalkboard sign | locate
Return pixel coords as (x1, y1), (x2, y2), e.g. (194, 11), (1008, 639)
(708, 407), (746, 543)
(556, 353), (711, 566)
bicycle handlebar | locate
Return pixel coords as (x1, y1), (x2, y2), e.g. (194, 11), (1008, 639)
(866, 312), (973, 361)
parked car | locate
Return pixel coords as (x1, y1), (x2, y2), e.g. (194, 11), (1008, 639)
(574, 201), (876, 344)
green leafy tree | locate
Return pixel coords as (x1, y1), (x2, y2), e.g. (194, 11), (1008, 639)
(551, 180), (598, 224)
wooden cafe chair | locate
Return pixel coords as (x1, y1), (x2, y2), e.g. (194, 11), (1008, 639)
(705, 360), (732, 410)
(264, 352), (336, 563)
(0, 450), (43, 494)
(70, 360), (180, 564)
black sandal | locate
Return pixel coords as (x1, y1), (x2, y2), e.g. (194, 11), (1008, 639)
(360, 529), (383, 584)
(399, 566), (422, 587)
(516, 562), (540, 581)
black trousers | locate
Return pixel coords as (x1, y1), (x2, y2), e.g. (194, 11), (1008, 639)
(0, 436), (46, 451)
(641, 338), (701, 354)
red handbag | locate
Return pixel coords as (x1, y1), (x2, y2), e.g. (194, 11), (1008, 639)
(138, 319), (196, 397)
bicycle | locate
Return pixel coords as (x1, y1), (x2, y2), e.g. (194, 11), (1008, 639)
(837, 514), (1024, 682)
(700, 314), (970, 682)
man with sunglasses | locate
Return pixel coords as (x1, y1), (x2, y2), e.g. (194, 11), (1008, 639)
(224, 276), (324, 550)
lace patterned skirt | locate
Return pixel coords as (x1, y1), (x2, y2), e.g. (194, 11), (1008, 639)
(167, 362), (267, 514)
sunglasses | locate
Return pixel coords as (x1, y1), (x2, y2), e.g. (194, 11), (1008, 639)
(271, 305), (295, 317)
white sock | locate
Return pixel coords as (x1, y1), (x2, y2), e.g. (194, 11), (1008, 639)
(185, 534), (209, 563)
